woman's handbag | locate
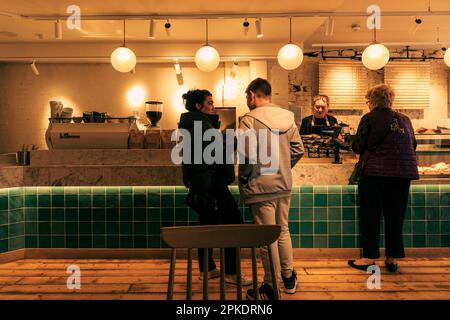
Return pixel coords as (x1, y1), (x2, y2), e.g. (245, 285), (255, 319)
(349, 161), (365, 185)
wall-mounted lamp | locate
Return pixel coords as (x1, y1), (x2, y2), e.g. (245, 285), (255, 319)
(255, 18), (264, 38)
(54, 19), (62, 40)
(149, 19), (156, 39)
(30, 60), (39, 76)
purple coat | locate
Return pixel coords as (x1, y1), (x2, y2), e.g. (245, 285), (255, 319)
(352, 108), (419, 180)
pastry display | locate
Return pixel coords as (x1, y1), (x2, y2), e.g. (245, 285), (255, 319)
(418, 162), (450, 175)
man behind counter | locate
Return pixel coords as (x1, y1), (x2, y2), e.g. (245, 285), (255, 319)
(300, 95), (338, 135)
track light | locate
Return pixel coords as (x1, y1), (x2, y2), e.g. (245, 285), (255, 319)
(174, 60), (182, 75)
(325, 17), (335, 36)
(243, 18), (250, 36)
(165, 19), (172, 36)
(149, 19), (155, 39)
(230, 61), (239, 78)
(30, 60), (39, 76)
(444, 48), (450, 68)
(255, 18), (263, 38)
(54, 19), (62, 39)
(409, 17), (422, 35)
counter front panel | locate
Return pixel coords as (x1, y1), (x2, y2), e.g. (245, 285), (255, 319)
(1, 185), (449, 254)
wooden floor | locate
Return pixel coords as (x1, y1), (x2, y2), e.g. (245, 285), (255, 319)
(0, 258), (449, 300)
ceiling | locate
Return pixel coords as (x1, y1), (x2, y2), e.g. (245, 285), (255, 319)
(0, 0), (450, 48)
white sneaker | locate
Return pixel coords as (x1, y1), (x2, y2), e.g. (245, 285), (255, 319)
(225, 274), (253, 286)
(199, 269), (220, 280)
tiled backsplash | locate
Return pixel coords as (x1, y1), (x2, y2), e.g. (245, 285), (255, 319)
(0, 185), (449, 253)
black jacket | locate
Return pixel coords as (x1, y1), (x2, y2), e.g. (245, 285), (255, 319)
(178, 110), (235, 191)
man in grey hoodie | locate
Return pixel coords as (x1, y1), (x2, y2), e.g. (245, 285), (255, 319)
(238, 78), (304, 300)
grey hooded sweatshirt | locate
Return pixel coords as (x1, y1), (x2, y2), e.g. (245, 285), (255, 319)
(238, 103), (305, 205)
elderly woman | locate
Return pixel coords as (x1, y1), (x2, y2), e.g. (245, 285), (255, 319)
(300, 95), (338, 135)
(348, 84), (419, 272)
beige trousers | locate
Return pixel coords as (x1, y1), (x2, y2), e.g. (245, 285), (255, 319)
(250, 196), (293, 284)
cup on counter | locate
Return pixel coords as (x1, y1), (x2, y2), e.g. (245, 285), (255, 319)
(16, 151), (30, 166)
(50, 101), (64, 123)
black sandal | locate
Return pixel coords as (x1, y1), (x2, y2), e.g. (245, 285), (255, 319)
(348, 260), (376, 271)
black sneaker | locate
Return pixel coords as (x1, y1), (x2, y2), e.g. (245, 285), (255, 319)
(281, 270), (298, 294)
(246, 283), (276, 300)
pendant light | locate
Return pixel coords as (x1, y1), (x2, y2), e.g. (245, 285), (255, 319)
(111, 20), (137, 73)
(278, 18), (304, 70)
(195, 19), (220, 73)
(362, 20), (390, 70)
(445, 48), (450, 68)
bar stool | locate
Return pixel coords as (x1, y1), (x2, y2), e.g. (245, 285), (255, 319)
(161, 224), (281, 300)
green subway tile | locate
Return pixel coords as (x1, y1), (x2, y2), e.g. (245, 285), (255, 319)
(119, 208), (133, 221)
(106, 195), (119, 208)
(413, 235), (426, 247)
(9, 237), (24, 251)
(65, 195), (79, 207)
(328, 236), (341, 248)
(328, 222), (341, 235)
(133, 208), (146, 221)
(0, 240), (8, 253)
(106, 236), (120, 248)
(106, 208), (119, 221)
(25, 195), (37, 208)
(79, 236), (93, 248)
(290, 222), (299, 234)
(38, 195), (51, 207)
(313, 186), (328, 193)
(425, 185), (440, 192)
(299, 208), (313, 221)
(162, 208), (174, 221)
(175, 208), (189, 221)
(328, 194), (341, 207)
(64, 187), (78, 195)
(314, 222), (327, 234)
(38, 222), (51, 235)
(8, 188), (23, 197)
(52, 208), (65, 221)
(147, 193), (161, 207)
(300, 186), (313, 193)
(427, 235), (441, 247)
(412, 207), (425, 220)
(426, 193), (440, 206)
(314, 236), (327, 248)
(342, 193), (356, 206)
(133, 187), (147, 195)
(79, 222), (92, 235)
(79, 208), (92, 222)
(51, 222), (65, 235)
(25, 222), (37, 235)
(120, 194), (132, 208)
(300, 235), (313, 248)
(328, 208), (341, 221)
(133, 194), (146, 207)
(440, 193), (450, 206)
(0, 210), (7, 225)
(291, 235), (300, 248)
(148, 222), (160, 235)
(79, 195), (92, 208)
(411, 185), (426, 193)
(66, 236), (78, 248)
(314, 208), (327, 221)
(134, 222), (146, 235)
(93, 187), (106, 195)
(404, 207), (412, 220)
(25, 236), (38, 248)
(161, 187), (174, 194)
(300, 222), (313, 235)
(106, 222), (119, 235)
(343, 235), (357, 248)
(403, 221), (412, 234)
(441, 208), (450, 220)
(93, 195), (105, 207)
(342, 222), (356, 235)
(37, 187), (50, 195)
(300, 194), (313, 207)
(441, 221), (450, 234)
(52, 236), (65, 248)
(148, 208), (161, 221)
(412, 194), (425, 207)
(314, 194), (327, 207)
(189, 210), (198, 222)
(441, 235), (450, 247)
(93, 208), (106, 222)
(174, 195), (186, 208)
(148, 236), (160, 248)
(0, 225), (8, 239)
(51, 195), (65, 208)
(161, 195), (174, 208)
(65, 222), (78, 236)
(288, 208), (298, 220)
(9, 209), (24, 224)
(120, 236), (133, 248)
(427, 221), (440, 234)
(93, 236), (106, 248)
(328, 186), (341, 194)
(39, 236), (52, 248)
(175, 187), (188, 194)
(65, 208), (78, 222)
(0, 195), (8, 210)
(106, 187), (119, 195)
(119, 187), (132, 194)
(79, 187), (92, 195)
(51, 187), (65, 195)
(290, 194), (300, 208)
(412, 221), (426, 234)
(9, 196), (24, 210)
(120, 222), (132, 235)
(93, 222), (106, 235)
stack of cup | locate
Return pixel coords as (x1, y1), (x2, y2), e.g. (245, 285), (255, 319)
(61, 108), (74, 123)
(50, 101), (64, 123)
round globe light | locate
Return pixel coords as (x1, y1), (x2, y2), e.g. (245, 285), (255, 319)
(195, 45), (220, 72)
(362, 43), (390, 70)
(111, 46), (137, 73)
(278, 43), (304, 70)
(444, 48), (450, 68)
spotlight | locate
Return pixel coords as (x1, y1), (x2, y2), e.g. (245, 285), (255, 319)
(54, 19), (62, 40)
(165, 19), (172, 36)
(230, 61), (239, 79)
(325, 17), (335, 36)
(174, 60), (182, 75)
(409, 17), (422, 35)
(243, 18), (250, 36)
(255, 18), (263, 38)
(149, 19), (155, 39)
(30, 60), (39, 76)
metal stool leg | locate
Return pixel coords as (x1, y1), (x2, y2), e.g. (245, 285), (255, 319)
(236, 247), (242, 300)
(267, 245), (280, 300)
(251, 247), (259, 300)
(167, 248), (176, 300)
(203, 248), (209, 300)
(186, 248), (192, 300)
(220, 248), (226, 300)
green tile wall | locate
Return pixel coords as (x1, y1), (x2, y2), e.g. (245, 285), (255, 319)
(0, 185), (449, 253)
